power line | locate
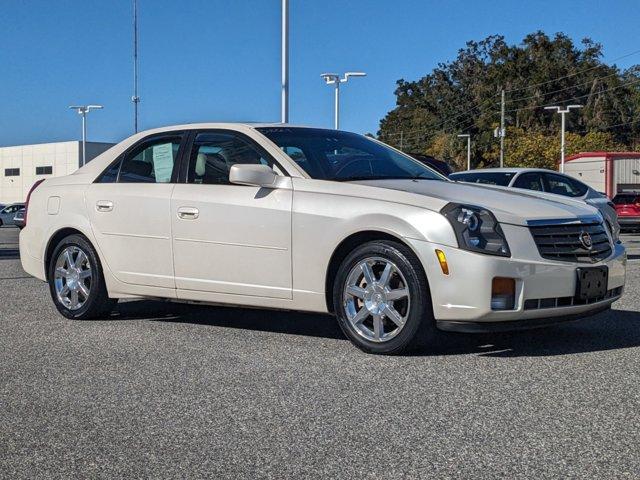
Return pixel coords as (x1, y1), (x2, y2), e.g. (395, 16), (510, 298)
(505, 77), (640, 114)
(574, 118), (640, 133)
(503, 48), (640, 94)
(506, 71), (623, 104)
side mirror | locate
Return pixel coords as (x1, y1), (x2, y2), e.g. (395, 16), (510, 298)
(229, 163), (278, 188)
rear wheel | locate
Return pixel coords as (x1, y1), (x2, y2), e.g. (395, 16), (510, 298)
(333, 240), (436, 354)
(48, 234), (116, 320)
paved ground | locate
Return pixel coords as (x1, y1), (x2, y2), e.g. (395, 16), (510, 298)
(1, 226), (639, 479)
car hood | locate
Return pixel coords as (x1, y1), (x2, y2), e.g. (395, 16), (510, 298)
(350, 179), (600, 226)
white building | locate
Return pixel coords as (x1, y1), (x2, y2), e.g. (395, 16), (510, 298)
(0, 141), (114, 204)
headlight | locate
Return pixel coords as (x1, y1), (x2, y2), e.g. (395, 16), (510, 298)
(441, 203), (511, 257)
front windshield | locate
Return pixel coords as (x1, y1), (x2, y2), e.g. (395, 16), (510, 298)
(257, 127), (445, 182)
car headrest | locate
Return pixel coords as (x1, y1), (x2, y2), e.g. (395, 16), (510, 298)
(195, 153), (207, 177)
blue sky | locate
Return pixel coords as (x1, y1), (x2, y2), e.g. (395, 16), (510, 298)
(1, 0), (639, 146)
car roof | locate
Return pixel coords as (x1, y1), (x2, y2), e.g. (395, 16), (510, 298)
(132, 123), (320, 135)
(451, 168), (554, 174)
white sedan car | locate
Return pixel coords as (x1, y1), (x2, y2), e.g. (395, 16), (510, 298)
(20, 124), (626, 354)
(449, 168), (620, 239)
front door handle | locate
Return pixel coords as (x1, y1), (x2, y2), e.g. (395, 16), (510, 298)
(96, 200), (114, 212)
(177, 207), (199, 220)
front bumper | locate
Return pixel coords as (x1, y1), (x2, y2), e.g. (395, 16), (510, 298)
(437, 304), (612, 333)
(406, 223), (626, 330)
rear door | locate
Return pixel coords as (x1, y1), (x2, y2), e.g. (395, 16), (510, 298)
(171, 130), (293, 299)
(85, 132), (186, 289)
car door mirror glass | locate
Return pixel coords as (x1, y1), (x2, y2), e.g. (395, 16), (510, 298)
(229, 164), (278, 188)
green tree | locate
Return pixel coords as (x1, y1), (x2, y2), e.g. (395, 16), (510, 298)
(378, 32), (640, 168)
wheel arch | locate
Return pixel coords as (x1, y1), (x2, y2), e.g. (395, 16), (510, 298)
(44, 227), (93, 281)
(324, 230), (430, 313)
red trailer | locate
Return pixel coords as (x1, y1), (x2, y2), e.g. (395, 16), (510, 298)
(564, 152), (640, 198)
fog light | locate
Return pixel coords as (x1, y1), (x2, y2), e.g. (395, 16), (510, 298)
(435, 249), (449, 275)
(491, 277), (515, 310)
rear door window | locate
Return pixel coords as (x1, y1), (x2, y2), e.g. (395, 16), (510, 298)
(543, 173), (588, 198)
(119, 136), (183, 183)
(513, 172), (545, 192)
(97, 134), (184, 183)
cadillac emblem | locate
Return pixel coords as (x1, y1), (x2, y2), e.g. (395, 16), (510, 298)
(579, 231), (593, 250)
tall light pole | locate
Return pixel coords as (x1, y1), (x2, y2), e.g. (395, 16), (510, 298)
(132, 0), (140, 132)
(320, 72), (367, 129)
(499, 89), (505, 167)
(457, 133), (471, 170)
(281, 0), (289, 123)
(69, 105), (103, 167)
(544, 104), (582, 173)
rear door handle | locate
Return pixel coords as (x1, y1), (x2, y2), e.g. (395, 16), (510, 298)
(96, 200), (114, 212)
(177, 207), (199, 220)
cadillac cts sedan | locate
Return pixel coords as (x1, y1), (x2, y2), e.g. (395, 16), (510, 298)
(20, 124), (627, 354)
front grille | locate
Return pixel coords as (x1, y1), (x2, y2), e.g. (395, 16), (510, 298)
(523, 287), (623, 310)
(529, 222), (612, 263)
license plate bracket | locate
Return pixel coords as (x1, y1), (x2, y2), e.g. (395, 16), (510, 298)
(575, 266), (608, 300)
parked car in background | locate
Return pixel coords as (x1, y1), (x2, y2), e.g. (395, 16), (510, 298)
(450, 168), (620, 241)
(13, 209), (25, 229)
(612, 192), (640, 231)
(408, 153), (453, 177)
(19, 124), (625, 354)
(0, 203), (25, 227)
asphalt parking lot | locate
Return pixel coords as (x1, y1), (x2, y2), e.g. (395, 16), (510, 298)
(1, 226), (639, 479)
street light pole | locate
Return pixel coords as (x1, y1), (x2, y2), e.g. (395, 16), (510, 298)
(68, 105), (104, 167)
(320, 72), (367, 130)
(457, 134), (471, 170)
(544, 105), (582, 173)
(334, 79), (340, 130)
(132, 0), (140, 133)
(281, 0), (289, 123)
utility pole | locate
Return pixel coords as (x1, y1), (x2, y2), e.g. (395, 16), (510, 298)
(320, 72), (367, 129)
(500, 89), (505, 167)
(281, 0), (289, 123)
(400, 131), (404, 151)
(544, 105), (583, 173)
(457, 134), (471, 170)
(68, 105), (104, 167)
(132, 0), (140, 133)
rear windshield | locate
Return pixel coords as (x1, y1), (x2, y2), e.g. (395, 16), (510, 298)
(450, 172), (515, 186)
(613, 194), (639, 204)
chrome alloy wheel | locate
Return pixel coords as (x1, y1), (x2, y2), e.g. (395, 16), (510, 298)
(343, 257), (410, 343)
(54, 246), (92, 311)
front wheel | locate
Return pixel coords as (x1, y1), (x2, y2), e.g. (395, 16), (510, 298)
(332, 240), (435, 354)
(48, 234), (116, 320)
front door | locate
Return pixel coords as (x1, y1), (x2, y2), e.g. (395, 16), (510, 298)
(171, 130), (293, 299)
(86, 133), (185, 289)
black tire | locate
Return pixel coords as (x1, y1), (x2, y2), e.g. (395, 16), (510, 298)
(48, 234), (116, 320)
(332, 240), (436, 355)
